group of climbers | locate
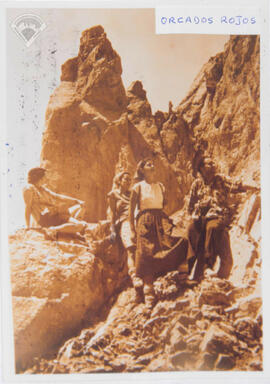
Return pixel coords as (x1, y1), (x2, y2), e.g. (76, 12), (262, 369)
(23, 151), (256, 309)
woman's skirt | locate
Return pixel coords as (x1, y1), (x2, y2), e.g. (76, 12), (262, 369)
(135, 209), (188, 279)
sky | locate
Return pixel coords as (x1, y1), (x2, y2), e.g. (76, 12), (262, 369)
(6, 8), (229, 231)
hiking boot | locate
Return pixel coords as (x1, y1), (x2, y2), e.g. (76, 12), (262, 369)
(183, 279), (198, 287)
(129, 268), (143, 289)
(178, 272), (198, 287)
(143, 283), (156, 310)
(144, 293), (156, 310)
(133, 276), (143, 289)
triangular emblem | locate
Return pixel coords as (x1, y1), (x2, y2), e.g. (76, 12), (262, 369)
(11, 14), (46, 47)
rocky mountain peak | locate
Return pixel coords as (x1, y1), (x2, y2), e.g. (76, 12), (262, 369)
(127, 80), (147, 100)
(79, 25), (106, 58)
(60, 24), (127, 120)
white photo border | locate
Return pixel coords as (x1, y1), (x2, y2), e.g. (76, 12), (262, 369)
(1, 0), (269, 383)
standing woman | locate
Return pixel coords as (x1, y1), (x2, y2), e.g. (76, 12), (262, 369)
(107, 171), (143, 298)
(129, 159), (189, 309)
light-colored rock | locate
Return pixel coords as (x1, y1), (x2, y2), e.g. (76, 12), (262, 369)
(58, 338), (83, 362)
(229, 227), (260, 286)
(198, 288), (231, 307)
(200, 324), (237, 355)
(238, 194), (261, 234)
(170, 328), (185, 347)
(225, 294), (262, 319)
(178, 36), (260, 184)
(201, 304), (223, 321)
(41, 26), (186, 223)
(10, 229), (126, 371)
(185, 334), (202, 353)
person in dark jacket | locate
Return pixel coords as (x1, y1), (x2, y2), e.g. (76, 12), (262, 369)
(187, 155), (257, 281)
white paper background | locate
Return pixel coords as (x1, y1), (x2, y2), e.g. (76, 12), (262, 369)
(156, 6), (262, 34)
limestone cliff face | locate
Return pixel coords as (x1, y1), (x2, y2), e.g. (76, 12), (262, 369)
(42, 26), (128, 222)
(177, 35), (260, 185)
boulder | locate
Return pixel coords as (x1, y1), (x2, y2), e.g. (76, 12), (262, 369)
(171, 351), (193, 368)
(200, 324), (237, 355)
(215, 354), (235, 370)
(233, 317), (261, 344)
(198, 353), (218, 370)
(225, 294), (262, 319)
(10, 229), (126, 371)
(198, 279), (233, 307)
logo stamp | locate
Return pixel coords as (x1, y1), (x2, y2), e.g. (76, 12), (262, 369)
(11, 14), (46, 47)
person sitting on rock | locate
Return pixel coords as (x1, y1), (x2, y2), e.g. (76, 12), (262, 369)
(130, 159), (192, 310)
(187, 155), (257, 282)
(23, 167), (87, 241)
(106, 171), (144, 300)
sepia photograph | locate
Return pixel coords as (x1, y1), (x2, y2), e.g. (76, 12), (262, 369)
(4, 5), (264, 378)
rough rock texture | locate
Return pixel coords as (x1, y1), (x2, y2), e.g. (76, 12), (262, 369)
(25, 184), (261, 374)
(12, 186), (261, 373)
(41, 26), (184, 221)
(41, 25), (129, 222)
(26, 260), (262, 374)
(10, 30), (261, 373)
(126, 82), (195, 209)
(126, 80), (159, 144)
(177, 35), (260, 185)
(10, 225), (127, 371)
